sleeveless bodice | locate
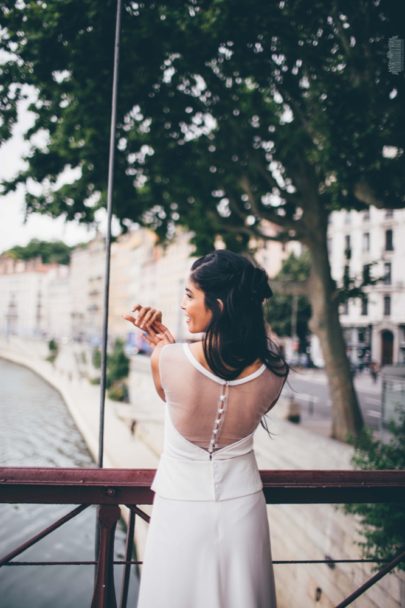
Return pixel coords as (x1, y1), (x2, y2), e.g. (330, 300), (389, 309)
(151, 343), (285, 502)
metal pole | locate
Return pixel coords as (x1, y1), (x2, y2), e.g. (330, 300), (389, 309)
(98, 0), (122, 469)
(95, 0), (123, 585)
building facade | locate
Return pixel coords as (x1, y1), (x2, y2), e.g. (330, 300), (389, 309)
(69, 236), (105, 345)
(0, 256), (67, 339)
(0, 226), (301, 348)
(328, 207), (405, 367)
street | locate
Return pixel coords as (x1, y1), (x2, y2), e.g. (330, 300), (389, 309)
(282, 368), (384, 435)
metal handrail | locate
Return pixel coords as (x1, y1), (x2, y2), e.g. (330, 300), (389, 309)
(1, 468), (404, 608)
(1, 467), (404, 504)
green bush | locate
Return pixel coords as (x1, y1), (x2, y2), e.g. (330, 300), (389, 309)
(46, 339), (59, 364)
(344, 412), (405, 569)
(107, 381), (129, 402)
(106, 339), (130, 388)
(48, 338), (58, 354)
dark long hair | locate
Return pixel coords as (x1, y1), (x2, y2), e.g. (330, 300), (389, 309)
(190, 250), (289, 381)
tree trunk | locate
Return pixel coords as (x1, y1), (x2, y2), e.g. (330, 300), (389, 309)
(304, 211), (364, 441)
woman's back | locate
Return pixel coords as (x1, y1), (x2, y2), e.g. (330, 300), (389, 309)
(160, 342), (285, 452)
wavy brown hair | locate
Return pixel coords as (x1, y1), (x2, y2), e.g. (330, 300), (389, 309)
(190, 250), (289, 381)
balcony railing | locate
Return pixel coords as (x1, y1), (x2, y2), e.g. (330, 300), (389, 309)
(1, 468), (404, 608)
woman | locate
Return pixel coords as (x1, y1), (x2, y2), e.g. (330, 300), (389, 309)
(124, 250), (288, 608)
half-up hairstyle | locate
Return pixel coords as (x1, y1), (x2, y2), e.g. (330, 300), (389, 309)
(190, 250), (289, 381)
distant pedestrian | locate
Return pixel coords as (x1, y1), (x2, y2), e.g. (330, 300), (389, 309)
(370, 360), (379, 383)
(124, 250), (288, 608)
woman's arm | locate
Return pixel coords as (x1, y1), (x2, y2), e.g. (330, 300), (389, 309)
(123, 305), (175, 401)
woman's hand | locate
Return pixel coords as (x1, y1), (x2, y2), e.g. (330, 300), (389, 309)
(127, 304), (162, 330)
(123, 305), (175, 348)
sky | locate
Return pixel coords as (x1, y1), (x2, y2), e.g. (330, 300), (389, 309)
(0, 96), (98, 253)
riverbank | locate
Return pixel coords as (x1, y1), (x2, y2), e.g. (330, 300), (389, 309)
(0, 356), (138, 607)
(0, 336), (402, 607)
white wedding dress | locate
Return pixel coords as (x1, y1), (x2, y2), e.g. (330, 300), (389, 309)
(136, 343), (284, 608)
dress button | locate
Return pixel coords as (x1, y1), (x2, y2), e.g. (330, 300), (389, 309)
(218, 408), (224, 413)
(220, 395), (226, 401)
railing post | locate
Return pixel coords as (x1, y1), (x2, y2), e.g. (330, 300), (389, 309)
(119, 508), (136, 608)
(91, 504), (121, 608)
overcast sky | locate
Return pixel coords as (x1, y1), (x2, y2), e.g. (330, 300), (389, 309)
(0, 96), (98, 253)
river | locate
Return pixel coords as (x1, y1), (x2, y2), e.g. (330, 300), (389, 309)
(0, 358), (138, 607)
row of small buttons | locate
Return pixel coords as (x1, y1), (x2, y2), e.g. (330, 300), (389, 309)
(208, 383), (229, 457)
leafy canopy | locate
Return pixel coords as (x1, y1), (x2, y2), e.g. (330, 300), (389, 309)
(1, 1), (404, 253)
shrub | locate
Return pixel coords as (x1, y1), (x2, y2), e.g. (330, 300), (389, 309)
(107, 381), (129, 402)
(344, 412), (405, 570)
(107, 339), (130, 387)
(46, 338), (59, 364)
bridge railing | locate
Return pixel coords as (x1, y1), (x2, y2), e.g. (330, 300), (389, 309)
(1, 468), (404, 608)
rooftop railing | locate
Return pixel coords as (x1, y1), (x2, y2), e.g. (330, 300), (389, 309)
(1, 468), (404, 608)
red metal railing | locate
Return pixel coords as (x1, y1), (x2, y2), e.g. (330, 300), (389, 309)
(1, 468), (404, 608)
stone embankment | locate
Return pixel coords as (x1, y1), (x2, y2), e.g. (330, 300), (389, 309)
(0, 336), (403, 607)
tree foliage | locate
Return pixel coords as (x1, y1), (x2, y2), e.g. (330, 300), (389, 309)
(344, 414), (405, 569)
(3, 238), (72, 265)
(1, 0), (404, 438)
(0, 1), (403, 244)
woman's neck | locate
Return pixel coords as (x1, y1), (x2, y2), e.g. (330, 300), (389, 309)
(189, 341), (262, 379)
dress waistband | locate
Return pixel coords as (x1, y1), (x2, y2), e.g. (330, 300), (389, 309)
(151, 450), (263, 502)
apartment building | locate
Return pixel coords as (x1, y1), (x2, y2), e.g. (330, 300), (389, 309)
(328, 207), (405, 366)
(69, 236), (105, 345)
(0, 256), (69, 339)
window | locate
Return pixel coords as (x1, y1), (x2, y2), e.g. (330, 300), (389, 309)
(385, 209), (394, 218)
(344, 235), (351, 259)
(362, 264), (371, 284)
(362, 232), (370, 252)
(343, 264), (350, 289)
(383, 262), (392, 285)
(358, 328), (366, 343)
(342, 300), (349, 315)
(363, 210), (370, 221)
(385, 229), (394, 251)
(361, 295), (368, 316)
(383, 295), (391, 316)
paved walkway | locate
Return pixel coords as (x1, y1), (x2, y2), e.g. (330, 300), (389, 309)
(295, 367), (382, 394)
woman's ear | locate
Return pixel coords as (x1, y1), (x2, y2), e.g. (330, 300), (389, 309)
(217, 298), (224, 312)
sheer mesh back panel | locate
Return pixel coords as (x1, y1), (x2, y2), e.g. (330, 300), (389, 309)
(160, 344), (285, 451)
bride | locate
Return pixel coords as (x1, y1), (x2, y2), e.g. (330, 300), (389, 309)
(124, 249), (288, 608)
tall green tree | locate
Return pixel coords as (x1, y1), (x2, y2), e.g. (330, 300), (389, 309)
(1, 1), (404, 439)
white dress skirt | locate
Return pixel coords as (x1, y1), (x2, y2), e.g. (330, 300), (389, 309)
(136, 409), (277, 608)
